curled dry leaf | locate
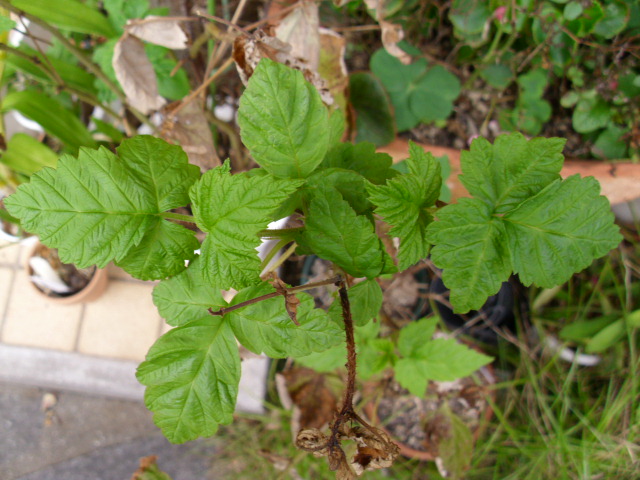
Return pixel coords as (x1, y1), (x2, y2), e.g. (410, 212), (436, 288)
(379, 21), (411, 65)
(161, 101), (220, 172)
(363, 0), (411, 64)
(125, 16), (188, 49)
(296, 428), (330, 457)
(349, 426), (400, 475)
(113, 34), (166, 114)
(233, 31), (333, 105)
(274, 0), (320, 72)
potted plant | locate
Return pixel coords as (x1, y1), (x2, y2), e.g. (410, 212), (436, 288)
(25, 239), (109, 304)
(3, 58), (623, 478)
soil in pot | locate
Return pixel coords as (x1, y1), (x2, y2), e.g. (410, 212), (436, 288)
(367, 365), (495, 467)
(28, 242), (107, 301)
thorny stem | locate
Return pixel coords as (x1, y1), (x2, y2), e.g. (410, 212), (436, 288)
(208, 275), (342, 316)
(337, 280), (357, 415)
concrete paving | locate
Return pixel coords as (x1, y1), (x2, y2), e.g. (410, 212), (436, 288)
(0, 382), (218, 480)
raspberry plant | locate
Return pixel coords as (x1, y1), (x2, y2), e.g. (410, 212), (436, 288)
(5, 58), (622, 476)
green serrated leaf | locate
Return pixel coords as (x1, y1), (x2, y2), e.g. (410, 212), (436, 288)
(5, 136), (200, 274)
(11, 0), (117, 37)
(395, 338), (492, 396)
(299, 188), (395, 278)
(427, 198), (512, 313)
(397, 317), (438, 358)
(322, 142), (397, 185)
(153, 256), (226, 326)
(429, 135), (621, 313)
(504, 175), (623, 287)
(237, 59), (330, 178)
(460, 133), (565, 213)
(328, 279), (383, 327)
(137, 317), (240, 444)
(116, 220), (199, 281)
(190, 163), (303, 289)
(306, 168), (371, 214)
(367, 142), (441, 269)
(227, 283), (343, 358)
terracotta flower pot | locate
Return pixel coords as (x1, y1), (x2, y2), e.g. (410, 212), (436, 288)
(25, 240), (109, 305)
(378, 138), (640, 206)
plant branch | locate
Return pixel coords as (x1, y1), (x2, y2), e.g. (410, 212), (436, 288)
(208, 274), (342, 316)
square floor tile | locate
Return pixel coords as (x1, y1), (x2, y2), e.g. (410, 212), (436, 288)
(1, 269), (83, 351)
(78, 281), (161, 361)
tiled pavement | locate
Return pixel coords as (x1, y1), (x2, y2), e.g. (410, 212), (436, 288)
(0, 238), (268, 411)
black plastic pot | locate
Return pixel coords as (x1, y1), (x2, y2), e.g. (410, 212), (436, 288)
(430, 275), (517, 345)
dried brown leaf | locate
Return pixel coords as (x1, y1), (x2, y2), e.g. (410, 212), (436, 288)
(380, 21), (411, 65)
(282, 368), (338, 429)
(274, 1), (320, 72)
(113, 34), (165, 114)
(296, 428), (330, 457)
(125, 16), (188, 49)
(161, 101), (219, 172)
(232, 31), (333, 105)
(350, 426), (400, 475)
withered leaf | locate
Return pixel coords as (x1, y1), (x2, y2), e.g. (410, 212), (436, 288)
(161, 101), (219, 172)
(232, 31), (333, 105)
(113, 33), (166, 114)
(125, 16), (188, 49)
(350, 426), (399, 475)
(282, 367), (338, 429)
(296, 428), (330, 457)
(274, 1), (320, 72)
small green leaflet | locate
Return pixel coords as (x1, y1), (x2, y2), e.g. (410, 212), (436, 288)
(5, 136), (200, 279)
(226, 283), (343, 358)
(427, 133), (622, 313)
(367, 142), (441, 270)
(137, 317), (240, 444)
(237, 59), (330, 179)
(189, 162), (303, 289)
(298, 187), (396, 278)
(153, 256), (226, 326)
(395, 319), (493, 396)
(327, 279), (383, 327)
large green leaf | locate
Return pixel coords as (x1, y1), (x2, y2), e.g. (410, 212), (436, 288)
(189, 162), (303, 289)
(153, 256), (226, 327)
(367, 142), (441, 269)
(427, 134), (622, 313)
(10, 0), (117, 37)
(298, 188), (395, 278)
(227, 283), (343, 358)
(5, 136), (200, 277)
(504, 175), (622, 287)
(427, 198), (513, 313)
(1, 91), (97, 150)
(137, 316), (240, 444)
(237, 59), (330, 178)
(327, 278), (384, 327)
(0, 133), (57, 176)
(459, 134), (565, 213)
